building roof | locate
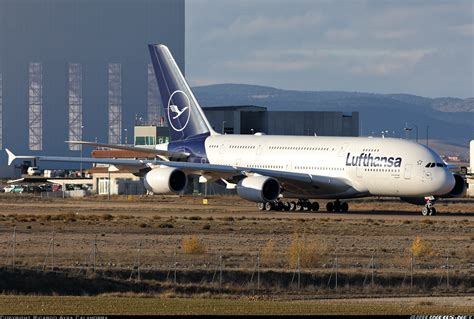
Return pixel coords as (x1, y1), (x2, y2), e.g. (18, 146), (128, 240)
(202, 105), (267, 112)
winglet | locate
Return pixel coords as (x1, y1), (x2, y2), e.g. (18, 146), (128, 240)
(5, 149), (16, 166)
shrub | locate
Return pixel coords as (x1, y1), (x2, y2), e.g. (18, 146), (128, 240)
(189, 216), (202, 221)
(101, 214), (113, 221)
(182, 236), (205, 254)
(158, 223), (174, 228)
(287, 233), (327, 268)
(261, 239), (276, 266)
(410, 236), (433, 257)
(202, 224), (211, 230)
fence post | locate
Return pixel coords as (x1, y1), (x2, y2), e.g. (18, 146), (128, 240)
(219, 254), (223, 288)
(410, 252), (413, 289)
(335, 250), (338, 292)
(12, 226), (16, 270)
(446, 254), (449, 289)
(257, 250), (260, 290)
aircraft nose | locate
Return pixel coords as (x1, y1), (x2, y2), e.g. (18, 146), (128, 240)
(437, 170), (455, 195)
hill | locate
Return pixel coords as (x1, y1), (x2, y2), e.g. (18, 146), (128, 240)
(192, 84), (473, 153)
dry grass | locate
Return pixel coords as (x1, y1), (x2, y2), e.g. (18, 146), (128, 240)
(410, 236), (434, 257)
(287, 233), (327, 269)
(182, 236), (206, 254)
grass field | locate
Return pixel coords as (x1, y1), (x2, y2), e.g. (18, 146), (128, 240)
(0, 295), (473, 315)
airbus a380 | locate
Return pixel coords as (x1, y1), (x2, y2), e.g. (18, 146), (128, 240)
(6, 44), (466, 216)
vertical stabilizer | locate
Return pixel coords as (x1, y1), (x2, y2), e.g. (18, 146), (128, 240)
(148, 44), (217, 141)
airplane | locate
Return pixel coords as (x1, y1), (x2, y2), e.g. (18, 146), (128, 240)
(5, 44), (467, 216)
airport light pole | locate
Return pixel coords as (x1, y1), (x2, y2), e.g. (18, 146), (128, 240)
(222, 121), (226, 134)
(404, 125), (412, 140)
(124, 128), (128, 145)
(80, 125), (84, 177)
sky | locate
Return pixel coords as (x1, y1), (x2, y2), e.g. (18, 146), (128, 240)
(185, 0), (474, 98)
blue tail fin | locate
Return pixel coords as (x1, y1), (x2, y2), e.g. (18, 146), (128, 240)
(148, 44), (216, 141)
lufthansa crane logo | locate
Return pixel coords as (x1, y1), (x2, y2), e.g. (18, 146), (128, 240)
(167, 90), (191, 132)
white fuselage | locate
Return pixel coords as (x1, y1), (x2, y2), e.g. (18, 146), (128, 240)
(204, 135), (455, 199)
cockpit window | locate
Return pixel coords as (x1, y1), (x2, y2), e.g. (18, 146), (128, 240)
(436, 163), (443, 167)
(430, 163), (435, 168)
(425, 163), (431, 168)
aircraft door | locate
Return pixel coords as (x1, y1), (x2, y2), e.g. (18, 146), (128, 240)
(356, 166), (363, 178)
(339, 143), (349, 157)
(404, 164), (412, 179)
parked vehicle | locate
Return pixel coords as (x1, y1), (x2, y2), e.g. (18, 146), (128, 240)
(27, 166), (41, 176)
(8, 185), (24, 193)
(3, 185), (15, 193)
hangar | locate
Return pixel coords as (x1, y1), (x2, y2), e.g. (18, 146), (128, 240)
(0, 0), (185, 177)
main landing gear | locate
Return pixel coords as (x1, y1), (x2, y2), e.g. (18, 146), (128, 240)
(257, 199), (319, 212)
(325, 200), (349, 213)
(421, 196), (437, 216)
(257, 199), (350, 213)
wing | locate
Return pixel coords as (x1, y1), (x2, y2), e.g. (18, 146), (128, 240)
(65, 141), (189, 160)
(6, 149), (354, 197)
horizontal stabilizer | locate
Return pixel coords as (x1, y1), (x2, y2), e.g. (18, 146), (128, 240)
(5, 148), (38, 166)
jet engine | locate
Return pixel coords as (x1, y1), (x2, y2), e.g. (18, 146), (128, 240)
(441, 174), (467, 198)
(236, 175), (280, 202)
(143, 167), (187, 194)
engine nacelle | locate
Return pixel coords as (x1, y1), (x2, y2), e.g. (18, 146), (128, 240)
(441, 174), (467, 198)
(236, 176), (280, 202)
(143, 167), (187, 194)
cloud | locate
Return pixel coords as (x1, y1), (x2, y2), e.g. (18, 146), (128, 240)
(449, 24), (474, 37)
(203, 11), (323, 41)
(186, 1), (473, 97)
(222, 48), (437, 76)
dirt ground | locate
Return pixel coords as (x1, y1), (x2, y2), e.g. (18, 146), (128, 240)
(0, 295), (472, 315)
(0, 194), (472, 297)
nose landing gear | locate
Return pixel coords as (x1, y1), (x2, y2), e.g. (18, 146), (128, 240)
(421, 196), (437, 216)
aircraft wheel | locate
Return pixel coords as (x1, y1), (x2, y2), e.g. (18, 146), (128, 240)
(275, 201), (284, 211)
(311, 201), (320, 212)
(295, 201), (303, 211)
(341, 202), (349, 213)
(422, 207), (429, 216)
(429, 207), (436, 216)
(303, 201), (311, 211)
(257, 202), (265, 211)
(326, 202), (334, 212)
(264, 202), (273, 211)
(289, 201), (296, 211)
(283, 202), (291, 211)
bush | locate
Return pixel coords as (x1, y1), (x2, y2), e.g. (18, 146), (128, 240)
(189, 216), (202, 221)
(410, 236), (433, 257)
(287, 233), (327, 269)
(202, 224), (211, 230)
(182, 236), (205, 254)
(158, 223), (174, 228)
(101, 214), (113, 221)
(261, 239), (276, 266)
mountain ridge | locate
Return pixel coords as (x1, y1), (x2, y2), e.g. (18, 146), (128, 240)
(192, 83), (473, 145)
